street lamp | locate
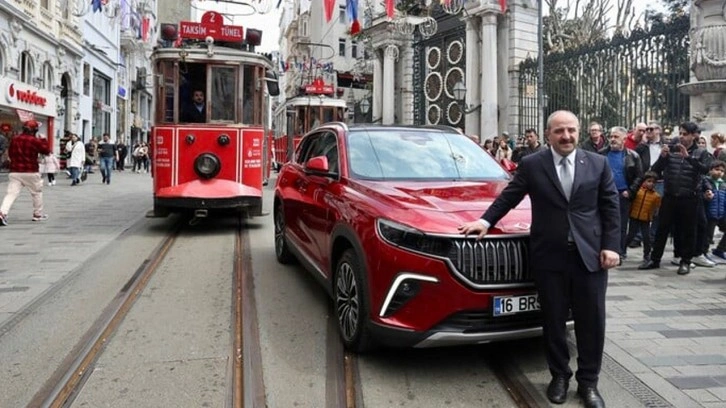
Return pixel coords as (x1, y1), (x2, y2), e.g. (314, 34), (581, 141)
(452, 80), (480, 114)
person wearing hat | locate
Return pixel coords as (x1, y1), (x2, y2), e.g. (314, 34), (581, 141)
(0, 120), (52, 226)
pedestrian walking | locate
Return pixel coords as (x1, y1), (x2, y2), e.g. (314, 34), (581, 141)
(97, 133), (117, 184)
(458, 110), (619, 408)
(39, 152), (60, 186)
(0, 120), (52, 226)
(639, 122), (713, 275)
(117, 139), (128, 171)
(67, 134), (85, 186)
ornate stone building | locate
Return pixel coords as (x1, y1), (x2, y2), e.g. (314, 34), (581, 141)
(361, 0), (538, 140)
(0, 0), (83, 152)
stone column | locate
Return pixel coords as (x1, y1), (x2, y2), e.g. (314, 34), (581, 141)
(372, 52), (383, 122)
(400, 41), (415, 125)
(679, 0), (726, 138)
(479, 13), (498, 141)
(383, 45), (399, 125)
(465, 16), (481, 138)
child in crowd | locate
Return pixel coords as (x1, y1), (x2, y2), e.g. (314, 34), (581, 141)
(39, 153), (60, 186)
(631, 172), (662, 269)
(703, 160), (726, 261)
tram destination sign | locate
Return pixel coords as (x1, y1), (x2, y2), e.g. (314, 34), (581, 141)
(179, 11), (244, 42)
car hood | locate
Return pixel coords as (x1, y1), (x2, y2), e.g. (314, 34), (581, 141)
(352, 180), (531, 235)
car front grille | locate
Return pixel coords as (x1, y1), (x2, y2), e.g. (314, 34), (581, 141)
(447, 237), (532, 287)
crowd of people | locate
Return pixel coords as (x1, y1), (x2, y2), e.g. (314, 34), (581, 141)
(0, 121), (151, 226)
(484, 121), (726, 275)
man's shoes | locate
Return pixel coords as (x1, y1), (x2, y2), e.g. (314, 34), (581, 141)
(692, 254), (716, 267)
(546, 376), (569, 404)
(671, 258), (696, 268)
(677, 261), (691, 275)
(102, 176), (107, 183)
(577, 385), (605, 408)
(628, 241), (642, 248)
(712, 249), (726, 262)
(32, 214), (48, 222)
(0, 212), (7, 226)
(637, 260), (660, 270)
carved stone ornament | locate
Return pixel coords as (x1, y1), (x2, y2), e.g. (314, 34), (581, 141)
(690, 0), (726, 81)
(385, 45), (399, 61)
(10, 18), (23, 45)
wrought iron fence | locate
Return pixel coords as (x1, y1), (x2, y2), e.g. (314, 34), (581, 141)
(518, 16), (690, 137)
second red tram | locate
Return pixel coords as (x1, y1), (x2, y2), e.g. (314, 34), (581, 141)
(271, 84), (348, 169)
(150, 12), (279, 218)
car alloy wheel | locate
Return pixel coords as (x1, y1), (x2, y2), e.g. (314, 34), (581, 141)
(334, 249), (372, 353)
(274, 203), (295, 264)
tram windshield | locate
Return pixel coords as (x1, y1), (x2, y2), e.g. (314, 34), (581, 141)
(155, 60), (265, 125)
(288, 105), (347, 135)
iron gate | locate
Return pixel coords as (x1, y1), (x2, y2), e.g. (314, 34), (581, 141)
(518, 16), (690, 135)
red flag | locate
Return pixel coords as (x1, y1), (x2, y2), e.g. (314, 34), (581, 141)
(386, 0), (394, 18)
(499, 0), (506, 13)
(324, 0), (335, 22)
(141, 17), (150, 42)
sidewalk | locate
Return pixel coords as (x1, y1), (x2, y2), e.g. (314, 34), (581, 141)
(0, 169), (153, 327)
(603, 242), (726, 407)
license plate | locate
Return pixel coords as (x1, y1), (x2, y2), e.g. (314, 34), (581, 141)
(493, 294), (540, 316)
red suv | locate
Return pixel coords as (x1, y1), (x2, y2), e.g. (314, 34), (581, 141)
(274, 124), (551, 352)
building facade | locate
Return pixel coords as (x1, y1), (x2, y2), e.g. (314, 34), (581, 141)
(0, 0), (83, 153)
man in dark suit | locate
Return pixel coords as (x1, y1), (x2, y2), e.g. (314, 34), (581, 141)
(181, 90), (206, 123)
(458, 110), (620, 408)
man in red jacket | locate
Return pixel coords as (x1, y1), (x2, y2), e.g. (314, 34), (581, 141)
(0, 120), (51, 226)
(624, 122), (647, 150)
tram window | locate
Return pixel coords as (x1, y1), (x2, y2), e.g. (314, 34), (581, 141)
(210, 66), (236, 122)
(156, 61), (175, 123)
(179, 63), (207, 123)
(310, 108), (320, 129)
(322, 107), (335, 124)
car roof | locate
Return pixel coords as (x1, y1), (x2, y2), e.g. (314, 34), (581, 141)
(320, 122), (463, 134)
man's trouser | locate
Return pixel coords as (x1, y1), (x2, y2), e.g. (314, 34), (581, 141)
(0, 172), (43, 216)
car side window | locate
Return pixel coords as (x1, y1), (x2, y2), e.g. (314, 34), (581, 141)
(318, 132), (339, 174)
(296, 133), (322, 164)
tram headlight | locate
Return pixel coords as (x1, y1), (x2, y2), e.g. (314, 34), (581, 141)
(194, 153), (221, 179)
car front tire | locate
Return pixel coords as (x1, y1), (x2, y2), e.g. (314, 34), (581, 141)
(334, 249), (373, 353)
(274, 203), (295, 264)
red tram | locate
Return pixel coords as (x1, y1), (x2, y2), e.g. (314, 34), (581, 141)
(271, 78), (347, 169)
(149, 11), (279, 218)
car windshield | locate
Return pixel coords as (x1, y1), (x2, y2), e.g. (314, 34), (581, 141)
(347, 129), (510, 180)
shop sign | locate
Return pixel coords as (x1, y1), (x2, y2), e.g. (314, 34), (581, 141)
(0, 78), (56, 117)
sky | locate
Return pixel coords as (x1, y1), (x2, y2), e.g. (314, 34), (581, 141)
(193, 0), (283, 53)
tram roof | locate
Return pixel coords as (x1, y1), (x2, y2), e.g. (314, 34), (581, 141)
(152, 45), (274, 69)
(277, 95), (348, 111)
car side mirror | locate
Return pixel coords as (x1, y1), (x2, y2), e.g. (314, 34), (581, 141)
(305, 156), (329, 173)
(500, 158), (518, 173)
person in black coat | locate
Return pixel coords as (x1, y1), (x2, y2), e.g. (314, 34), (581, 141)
(181, 90), (206, 123)
(458, 110), (619, 408)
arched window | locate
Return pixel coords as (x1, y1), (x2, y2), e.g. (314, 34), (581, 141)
(20, 51), (34, 84)
(43, 62), (54, 90)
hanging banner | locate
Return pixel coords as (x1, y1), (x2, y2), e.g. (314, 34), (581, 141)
(16, 109), (34, 122)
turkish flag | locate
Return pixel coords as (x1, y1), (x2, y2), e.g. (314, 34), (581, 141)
(386, 0), (394, 18)
(141, 17), (150, 42)
(324, 0), (335, 22)
(499, 0), (506, 13)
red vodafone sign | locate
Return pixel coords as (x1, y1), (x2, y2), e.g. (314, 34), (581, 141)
(179, 11), (244, 42)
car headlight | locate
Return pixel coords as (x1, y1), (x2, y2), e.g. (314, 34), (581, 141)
(194, 153), (221, 179)
(376, 219), (451, 257)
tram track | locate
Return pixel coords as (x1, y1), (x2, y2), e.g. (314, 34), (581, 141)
(26, 215), (268, 408)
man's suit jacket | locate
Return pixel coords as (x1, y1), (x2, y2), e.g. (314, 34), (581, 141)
(482, 149), (620, 272)
(182, 105), (206, 123)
